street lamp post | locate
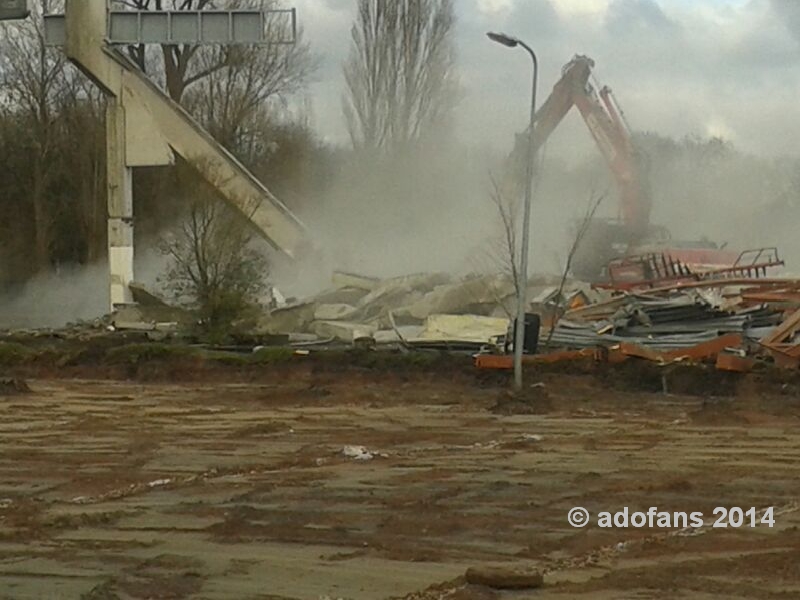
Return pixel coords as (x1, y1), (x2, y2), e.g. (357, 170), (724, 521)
(487, 32), (538, 392)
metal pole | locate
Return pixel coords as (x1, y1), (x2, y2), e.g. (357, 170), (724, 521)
(512, 41), (538, 391)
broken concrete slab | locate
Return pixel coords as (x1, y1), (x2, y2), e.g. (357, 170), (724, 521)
(112, 305), (159, 331)
(404, 275), (515, 320)
(374, 326), (424, 344)
(129, 281), (171, 308)
(356, 273), (449, 313)
(332, 271), (380, 291)
(417, 314), (509, 344)
(312, 287), (369, 306)
(310, 320), (376, 343)
(314, 304), (357, 321)
(259, 302), (316, 335)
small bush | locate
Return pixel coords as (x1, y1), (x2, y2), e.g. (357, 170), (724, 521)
(0, 342), (35, 366)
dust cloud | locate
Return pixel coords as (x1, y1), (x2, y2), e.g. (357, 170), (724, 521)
(0, 249), (168, 329)
(4, 128), (797, 329)
(0, 263), (110, 329)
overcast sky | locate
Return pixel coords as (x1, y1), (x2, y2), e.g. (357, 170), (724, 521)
(292, 0), (800, 158)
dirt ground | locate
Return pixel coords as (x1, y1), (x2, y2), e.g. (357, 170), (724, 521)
(0, 364), (798, 599)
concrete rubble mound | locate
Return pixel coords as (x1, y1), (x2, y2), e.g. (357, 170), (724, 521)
(259, 271), (597, 349)
(8, 270), (797, 375)
(250, 270), (800, 372)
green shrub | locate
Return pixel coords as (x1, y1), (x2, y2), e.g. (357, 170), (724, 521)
(105, 343), (192, 364)
(0, 342), (35, 365)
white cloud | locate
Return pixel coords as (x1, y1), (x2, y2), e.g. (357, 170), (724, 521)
(550, 0), (611, 17)
(295, 0), (800, 158)
(477, 0), (515, 15)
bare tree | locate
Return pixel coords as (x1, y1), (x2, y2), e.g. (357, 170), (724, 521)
(184, 36), (315, 156)
(343, 0), (457, 152)
(487, 176), (520, 298)
(0, 0), (70, 269)
(117, 0), (223, 103)
(545, 190), (606, 345)
(159, 170), (269, 337)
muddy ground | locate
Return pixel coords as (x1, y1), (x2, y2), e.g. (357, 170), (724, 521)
(0, 348), (799, 599)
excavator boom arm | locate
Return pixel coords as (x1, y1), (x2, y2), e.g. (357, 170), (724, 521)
(513, 55), (650, 235)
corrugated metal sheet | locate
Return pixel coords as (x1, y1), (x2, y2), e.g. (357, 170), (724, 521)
(545, 292), (782, 351)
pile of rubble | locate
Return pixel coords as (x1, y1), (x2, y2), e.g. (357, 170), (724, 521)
(260, 271), (598, 350)
(49, 265), (799, 373)
(479, 277), (800, 372)
(550, 290), (781, 350)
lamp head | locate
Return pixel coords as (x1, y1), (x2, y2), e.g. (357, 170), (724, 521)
(487, 32), (519, 48)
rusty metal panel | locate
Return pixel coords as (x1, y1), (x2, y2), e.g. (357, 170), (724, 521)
(664, 333), (743, 362)
(716, 353), (755, 373)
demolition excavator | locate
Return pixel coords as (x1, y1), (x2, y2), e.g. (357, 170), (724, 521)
(509, 55), (781, 285)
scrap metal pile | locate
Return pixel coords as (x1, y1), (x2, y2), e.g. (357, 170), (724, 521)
(88, 264), (800, 373)
(260, 268), (800, 371)
(550, 291), (780, 350)
(479, 277), (800, 372)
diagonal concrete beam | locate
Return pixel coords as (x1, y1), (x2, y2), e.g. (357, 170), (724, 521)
(63, 0), (310, 260)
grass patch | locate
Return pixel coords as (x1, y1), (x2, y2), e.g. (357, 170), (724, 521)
(104, 343), (194, 365)
(251, 347), (295, 364)
(0, 342), (35, 366)
(319, 348), (466, 371)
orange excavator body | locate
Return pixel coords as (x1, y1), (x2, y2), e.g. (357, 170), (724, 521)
(512, 55), (768, 283)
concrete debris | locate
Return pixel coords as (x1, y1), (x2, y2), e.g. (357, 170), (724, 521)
(341, 445), (374, 461)
(401, 275), (514, 320)
(416, 315), (508, 345)
(331, 271), (381, 291)
(111, 304), (179, 333)
(312, 287), (369, 306)
(259, 302), (316, 335)
(96, 268), (800, 373)
(259, 272), (558, 346)
(313, 304), (357, 321)
(311, 321), (376, 343)
(129, 281), (170, 308)
(374, 326), (424, 344)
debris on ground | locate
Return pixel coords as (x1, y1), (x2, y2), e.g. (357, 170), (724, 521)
(5, 266), (800, 376)
(256, 271), (590, 348)
(476, 274), (800, 373)
(341, 445), (375, 461)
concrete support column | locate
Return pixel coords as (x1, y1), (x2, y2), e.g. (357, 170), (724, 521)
(106, 97), (134, 309)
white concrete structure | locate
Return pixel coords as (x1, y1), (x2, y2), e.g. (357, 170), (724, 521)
(53, 1), (308, 308)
